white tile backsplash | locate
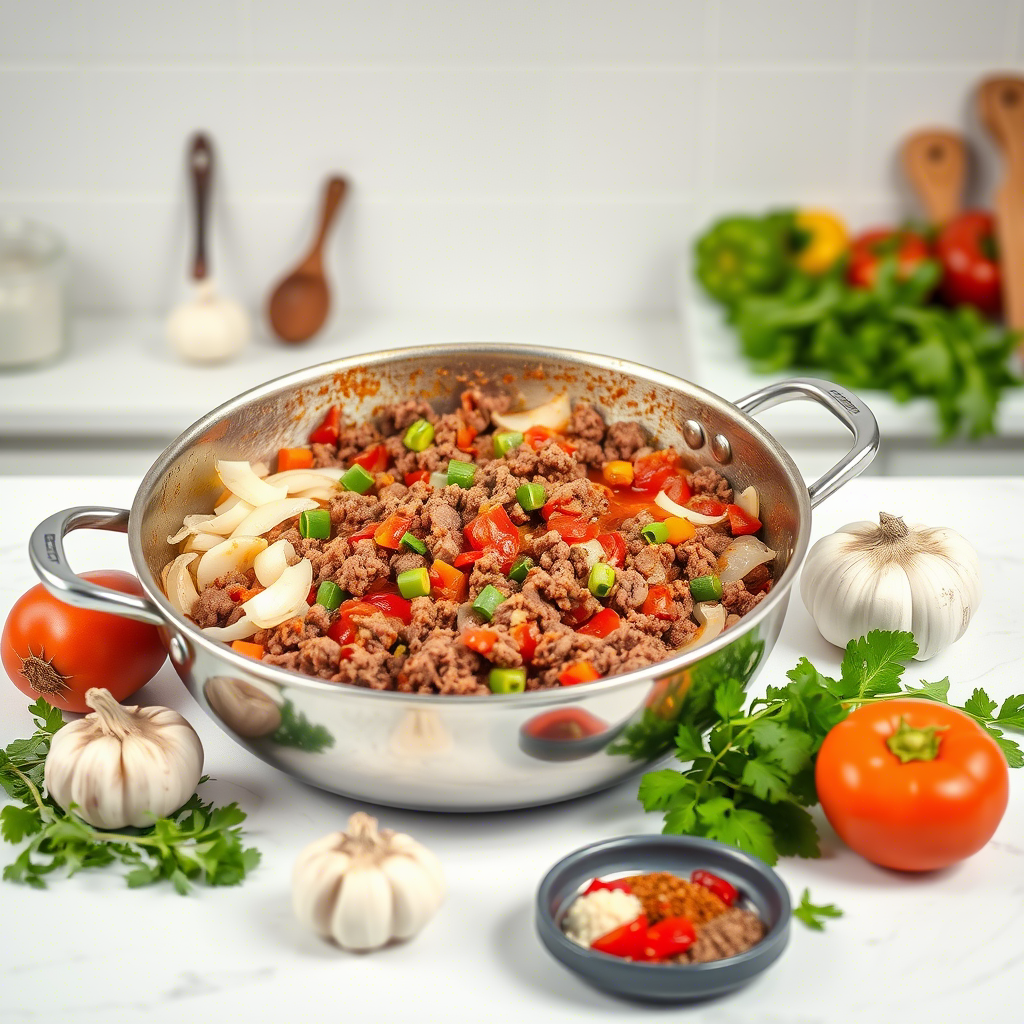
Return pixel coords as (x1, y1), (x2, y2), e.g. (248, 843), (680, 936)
(1, 0), (1020, 315)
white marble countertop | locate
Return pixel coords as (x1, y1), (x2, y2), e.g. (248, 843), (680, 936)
(1, 475), (1022, 1024)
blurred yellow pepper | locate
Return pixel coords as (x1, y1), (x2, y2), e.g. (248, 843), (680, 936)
(794, 210), (848, 274)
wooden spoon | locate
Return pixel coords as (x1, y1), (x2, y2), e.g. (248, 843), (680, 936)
(267, 176), (348, 344)
(978, 75), (1024, 333)
(900, 129), (967, 225)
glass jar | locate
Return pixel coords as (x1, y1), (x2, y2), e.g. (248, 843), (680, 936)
(0, 219), (67, 370)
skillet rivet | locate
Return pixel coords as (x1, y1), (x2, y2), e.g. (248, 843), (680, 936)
(710, 434), (732, 464)
(682, 420), (705, 449)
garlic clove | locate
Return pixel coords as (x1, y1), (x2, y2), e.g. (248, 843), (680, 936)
(293, 839), (351, 937)
(389, 833), (446, 898)
(381, 855), (439, 940)
(333, 866), (394, 951)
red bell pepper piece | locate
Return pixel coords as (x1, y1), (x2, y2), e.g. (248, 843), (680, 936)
(524, 425), (577, 454)
(596, 532), (627, 567)
(726, 504), (761, 536)
(640, 917), (696, 961)
(590, 914), (648, 959)
(428, 560), (468, 603)
(352, 444), (391, 474)
(309, 406), (341, 445)
(277, 447), (314, 472)
(348, 521), (381, 543)
(463, 505), (521, 573)
(462, 628), (498, 655)
(632, 451), (681, 494)
(662, 474), (692, 505)
(547, 514), (598, 543)
(584, 877), (633, 896)
(306, 584), (318, 606)
(456, 423), (478, 452)
(642, 584), (676, 620)
(362, 591), (413, 624)
(577, 607), (621, 638)
(510, 621), (540, 662)
(453, 549), (487, 568)
(688, 496), (727, 517)
(559, 661), (601, 686)
(541, 495), (582, 521)
(691, 869), (738, 907)
(374, 513), (413, 550)
(405, 470), (430, 486)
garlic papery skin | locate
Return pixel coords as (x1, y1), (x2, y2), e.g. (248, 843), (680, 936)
(800, 512), (982, 661)
(293, 812), (445, 952)
(44, 688), (204, 830)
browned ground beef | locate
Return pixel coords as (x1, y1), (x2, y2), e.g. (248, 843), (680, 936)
(182, 392), (773, 693)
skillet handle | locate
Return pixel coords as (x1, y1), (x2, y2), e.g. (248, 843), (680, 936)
(29, 507), (166, 627)
(734, 377), (879, 508)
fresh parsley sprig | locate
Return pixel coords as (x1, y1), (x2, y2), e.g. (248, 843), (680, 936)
(0, 699), (261, 893)
(794, 889), (843, 931)
(638, 630), (1023, 866)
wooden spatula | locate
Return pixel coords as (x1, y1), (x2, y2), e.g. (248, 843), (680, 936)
(979, 75), (1024, 334)
(901, 129), (967, 225)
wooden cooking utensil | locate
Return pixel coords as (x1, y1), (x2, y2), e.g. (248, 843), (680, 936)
(267, 176), (348, 344)
(901, 129), (967, 225)
(979, 75), (1024, 333)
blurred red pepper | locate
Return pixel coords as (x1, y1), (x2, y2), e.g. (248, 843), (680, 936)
(511, 621), (540, 662)
(691, 869), (738, 907)
(352, 444), (390, 474)
(847, 228), (931, 289)
(591, 915), (648, 959)
(404, 470), (430, 486)
(584, 877), (633, 895)
(559, 661), (601, 686)
(936, 210), (1001, 316)
(309, 406), (340, 445)
(641, 917), (696, 960)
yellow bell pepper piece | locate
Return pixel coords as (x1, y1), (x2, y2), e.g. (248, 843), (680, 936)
(602, 460), (635, 487)
(664, 516), (697, 544)
(794, 210), (848, 275)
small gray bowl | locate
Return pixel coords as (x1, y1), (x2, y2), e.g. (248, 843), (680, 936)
(535, 834), (791, 1004)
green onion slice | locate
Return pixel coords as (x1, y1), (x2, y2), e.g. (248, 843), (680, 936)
(641, 521), (669, 545)
(341, 464), (375, 494)
(397, 567), (431, 599)
(689, 574), (723, 603)
(493, 431), (524, 457)
(508, 555), (534, 583)
(400, 532), (428, 555)
(403, 419), (435, 452)
(515, 482), (546, 512)
(315, 580), (344, 610)
(472, 584), (506, 621)
(299, 508), (331, 539)
(447, 459), (477, 489)
(488, 667), (526, 694)
(588, 562), (616, 598)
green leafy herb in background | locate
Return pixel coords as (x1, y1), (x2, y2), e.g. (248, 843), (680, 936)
(794, 889), (844, 931)
(0, 699), (260, 893)
(272, 699), (335, 753)
(638, 631), (1023, 866)
(694, 213), (1021, 439)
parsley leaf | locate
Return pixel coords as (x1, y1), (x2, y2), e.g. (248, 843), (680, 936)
(836, 630), (918, 700)
(793, 888), (843, 931)
(1, 703), (261, 893)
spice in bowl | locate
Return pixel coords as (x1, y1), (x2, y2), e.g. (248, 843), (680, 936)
(562, 868), (766, 965)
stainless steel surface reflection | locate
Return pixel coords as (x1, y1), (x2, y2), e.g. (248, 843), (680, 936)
(29, 347), (878, 811)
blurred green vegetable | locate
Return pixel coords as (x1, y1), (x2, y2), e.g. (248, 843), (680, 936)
(695, 214), (1021, 438)
(694, 214), (792, 307)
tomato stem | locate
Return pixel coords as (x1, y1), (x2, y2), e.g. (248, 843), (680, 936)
(886, 716), (948, 764)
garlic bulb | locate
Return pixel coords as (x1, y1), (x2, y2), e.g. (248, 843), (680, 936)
(800, 512), (982, 661)
(293, 812), (445, 952)
(44, 688), (204, 829)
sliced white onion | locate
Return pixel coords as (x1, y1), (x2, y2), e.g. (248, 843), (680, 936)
(167, 514), (215, 544)
(655, 490), (727, 525)
(183, 532), (224, 553)
(294, 487), (336, 501)
(217, 460), (288, 507)
(164, 552), (200, 617)
(735, 485), (759, 520)
(717, 536), (776, 585)
(251, 461), (270, 478)
(254, 539), (296, 587)
(429, 471), (448, 490)
(263, 469), (342, 493)
(215, 494), (242, 515)
(200, 499), (256, 537)
(678, 602), (727, 653)
(311, 467), (347, 480)
(230, 497), (318, 539)
(456, 602), (487, 633)
(491, 392), (570, 433)
(201, 615), (259, 641)
(243, 559), (314, 629)
(574, 539), (606, 571)
(196, 536), (268, 591)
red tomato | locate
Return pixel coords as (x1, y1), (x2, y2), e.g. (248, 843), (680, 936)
(936, 210), (1001, 315)
(309, 406), (340, 445)
(546, 514), (598, 543)
(352, 444), (390, 474)
(847, 228), (931, 289)
(642, 584), (676, 620)
(524, 425), (577, 454)
(596, 532), (627, 567)
(2, 572), (167, 713)
(726, 504), (761, 536)
(541, 495), (581, 521)
(577, 607), (621, 638)
(815, 699), (1009, 872)
(463, 505), (521, 572)
(631, 451), (679, 494)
